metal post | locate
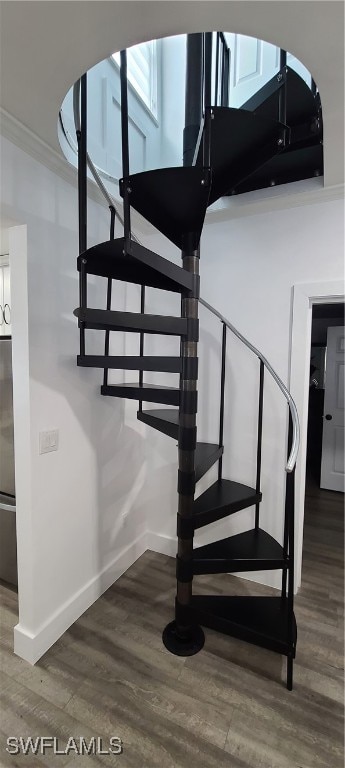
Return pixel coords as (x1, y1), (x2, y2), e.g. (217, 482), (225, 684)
(278, 49), (287, 125)
(222, 46), (230, 107)
(138, 285), (145, 412)
(255, 360), (264, 529)
(285, 411), (295, 690)
(103, 206), (116, 387)
(183, 34), (203, 166)
(203, 32), (212, 109)
(215, 33), (220, 106)
(286, 465), (295, 690)
(120, 50), (131, 241)
(162, 233), (204, 656)
(77, 73), (87, 356)
(282, 411), (293, 598)
(218, 323), (227, 481)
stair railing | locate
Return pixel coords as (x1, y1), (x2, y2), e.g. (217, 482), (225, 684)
(200, 297), (299, 473)
(68, 75), (300, 475)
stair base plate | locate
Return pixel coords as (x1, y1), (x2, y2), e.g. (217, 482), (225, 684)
(162, 620), (205, 657)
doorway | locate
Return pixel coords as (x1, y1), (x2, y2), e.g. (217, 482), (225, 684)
(306, 302), (345, 490)
(289, 280), (344, 590)
(0, 246), (17, 587)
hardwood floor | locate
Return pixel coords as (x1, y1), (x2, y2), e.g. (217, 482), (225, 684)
(0, 485), (343, 767)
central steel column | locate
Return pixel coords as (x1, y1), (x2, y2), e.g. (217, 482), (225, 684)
(162, 232), (205, 654)
(162, 31), (205, 655)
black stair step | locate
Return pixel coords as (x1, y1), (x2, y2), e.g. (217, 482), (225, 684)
(193, 528), (285, 575)
(137, 408), (179, 438)
(78, 356), (182, 373)
(194, 107), (287, 204)
(77, 238), (195, 294)
(195, 444), (223, 483)
(232, 143), (323, 195)
(192, 595), (297, 657)
(242, 66), (319, 128)
(101, 383), (179, 406)
(74, 308), (187, 336)
(136, 410), (221, 482)
(119, 167), (211, 250)
(193, 479), (261, 531)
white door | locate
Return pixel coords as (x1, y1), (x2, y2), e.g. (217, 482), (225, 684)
(320, 326), (345, 492)
(226, 34), (279, 109)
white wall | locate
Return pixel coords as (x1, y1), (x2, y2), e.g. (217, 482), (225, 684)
(0, 136), (151, 663)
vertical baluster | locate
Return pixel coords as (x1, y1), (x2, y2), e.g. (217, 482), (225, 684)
(278, 49), (287, 126)
(255, 360), (264, 529)
(77, 73), (87, 356)
(203, 32), (212, 108)
(215, 33), (220, 106)
(223, 46), (230, 107)
(282, 410), (293, 598)
(220, 44), (226, 106)
(218, 322), (227, 481)
(103, 206), (116, 387)
(138, 285), (145, 413)
(120, 50), (131, 242)
(285, 412), (295, 690)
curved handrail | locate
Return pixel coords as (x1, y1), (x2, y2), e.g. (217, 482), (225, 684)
(62, 80), (300, 472)
(200, 298), (299, 472)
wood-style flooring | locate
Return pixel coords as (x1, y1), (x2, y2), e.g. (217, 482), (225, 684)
(0, 483), (344, 767)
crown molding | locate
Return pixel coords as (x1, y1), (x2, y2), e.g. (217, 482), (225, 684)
(0, 107), (108, 209)
(1, 107), (344, 239)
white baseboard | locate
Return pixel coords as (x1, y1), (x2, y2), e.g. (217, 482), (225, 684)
(14, 532), (147, 665)
(145, 530), (177, 558)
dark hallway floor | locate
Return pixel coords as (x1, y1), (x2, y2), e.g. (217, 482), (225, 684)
(0, 483), (344, 767)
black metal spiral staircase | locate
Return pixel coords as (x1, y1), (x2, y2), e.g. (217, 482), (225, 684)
(73, 35), (322, 690)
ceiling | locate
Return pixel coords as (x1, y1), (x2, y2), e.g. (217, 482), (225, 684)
(0, 1), (344, 187)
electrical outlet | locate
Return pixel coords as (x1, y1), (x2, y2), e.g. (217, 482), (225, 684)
(39, 430), (59, 455)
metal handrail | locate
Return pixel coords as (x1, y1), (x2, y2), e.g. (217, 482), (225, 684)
(199, 298), (299, 472)
(64, 78), (299, 473)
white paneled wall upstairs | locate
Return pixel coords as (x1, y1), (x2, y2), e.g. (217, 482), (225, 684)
(226, 33), (311, 108)
(59, 32), (310, 187)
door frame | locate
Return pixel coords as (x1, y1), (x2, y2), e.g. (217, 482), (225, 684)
(289, 280), (344, 590)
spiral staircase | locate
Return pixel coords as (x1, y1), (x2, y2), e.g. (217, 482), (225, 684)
(72, 36), (323, 689)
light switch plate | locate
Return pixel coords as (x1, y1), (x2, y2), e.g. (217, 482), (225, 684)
(39, 430), (59, 454)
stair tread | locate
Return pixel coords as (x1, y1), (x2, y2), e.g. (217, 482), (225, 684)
(195, 443), (223, 482)
(194, 528), (284, 568)
(194, 107), (287, 203)
(78, 356), (181, 372)
(102, 383), (179, 406)
(232, 143), (323, 195)
(137, 408), (179, 438)
(103, 382), (179, 391)
(120, 167), (211, 249)
(137, 411), (221, 481)
(242, 66), (318, 127)
(74, 308), (187, 336)
(77, 237), (194, 294)
(192, 595), (297, 655)
(194, 478), (260, 517)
